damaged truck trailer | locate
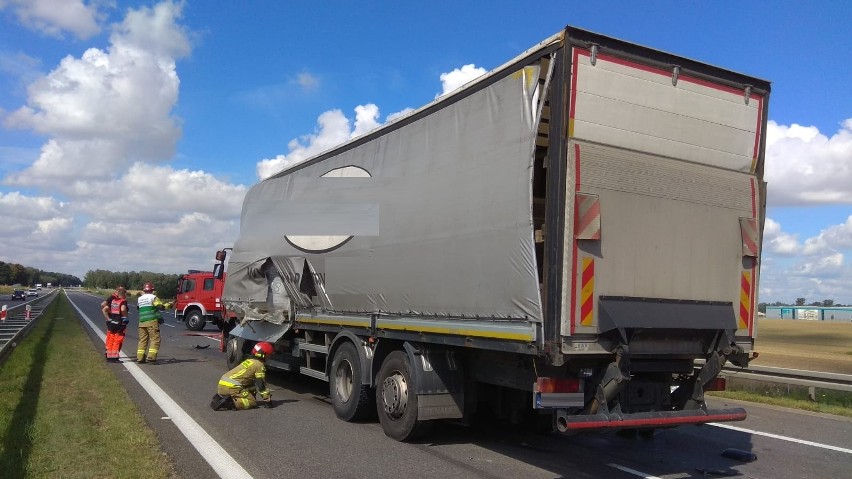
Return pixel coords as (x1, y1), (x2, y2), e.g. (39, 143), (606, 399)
(219, 26), (769, 441)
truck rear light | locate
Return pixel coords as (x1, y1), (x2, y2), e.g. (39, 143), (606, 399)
(536, 377), (580, 393)
(534, 377), (584, 409)
(703, 377), (727, 392)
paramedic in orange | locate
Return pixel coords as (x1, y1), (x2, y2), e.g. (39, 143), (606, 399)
(101, 287), (129, 362)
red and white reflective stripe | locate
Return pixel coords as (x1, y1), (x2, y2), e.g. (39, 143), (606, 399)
(575, 193), (601, 240)
(740, 217), (758, 257)
(0, 305), (6, 321)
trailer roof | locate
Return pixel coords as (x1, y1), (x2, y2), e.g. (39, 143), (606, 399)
(265, 25), (770, 181)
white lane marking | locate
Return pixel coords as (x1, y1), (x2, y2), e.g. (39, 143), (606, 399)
(66, 292), (252, 479)
(711, 423), (852, 454)
(607, 463), (662, 479)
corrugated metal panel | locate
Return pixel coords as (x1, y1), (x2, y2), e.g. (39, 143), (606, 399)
(571, 49), (761, 173)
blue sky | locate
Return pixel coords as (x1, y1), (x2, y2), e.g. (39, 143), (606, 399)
(0, 1), (850, 304)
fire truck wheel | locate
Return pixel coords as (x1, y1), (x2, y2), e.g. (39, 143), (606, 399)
(376, 351), (432, 441)
(185, 310), (206, 331)
(330, 342), (375, 421)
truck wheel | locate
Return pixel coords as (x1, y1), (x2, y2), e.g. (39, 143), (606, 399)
(330, 342), (375, 421)
(185, 310), (206, 331)
(376, 351), (431, 441)
(225, 336), (245, 370)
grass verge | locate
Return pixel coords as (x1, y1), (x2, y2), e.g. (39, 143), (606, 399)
(0, 294), (176, 478)
(708, 388), (852, 418)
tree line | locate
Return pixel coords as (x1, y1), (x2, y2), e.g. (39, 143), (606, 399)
(83, 270), (181, 299)
(0, 261), (82, 287)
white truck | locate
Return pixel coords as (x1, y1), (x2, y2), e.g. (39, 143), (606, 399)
(219, 26), (768, 441)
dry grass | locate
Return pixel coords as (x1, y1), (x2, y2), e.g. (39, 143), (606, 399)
(753, 319), (852, 374)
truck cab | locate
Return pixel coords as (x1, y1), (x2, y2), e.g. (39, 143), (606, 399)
(174, 270), (233, 331)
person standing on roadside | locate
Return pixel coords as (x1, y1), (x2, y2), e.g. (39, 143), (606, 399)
(136, 282), (164, 364)
(101, 286), (129, 362)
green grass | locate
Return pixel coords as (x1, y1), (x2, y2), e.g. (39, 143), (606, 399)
(0, 295), (175, 478)
(708, 388), (852, 418)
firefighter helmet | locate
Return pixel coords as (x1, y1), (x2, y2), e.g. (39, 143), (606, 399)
(251, 342), (274, 359)
(143, 282), (155, 293)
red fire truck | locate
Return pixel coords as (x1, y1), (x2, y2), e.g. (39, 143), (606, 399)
(174, 270), (235, 331)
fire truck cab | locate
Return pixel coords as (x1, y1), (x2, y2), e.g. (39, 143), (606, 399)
(174, 270), (233, 331)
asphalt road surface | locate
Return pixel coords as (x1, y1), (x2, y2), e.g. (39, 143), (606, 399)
(64, 291), (852, 479)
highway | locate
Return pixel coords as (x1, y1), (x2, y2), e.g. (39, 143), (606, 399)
(64, 290), (852, 479)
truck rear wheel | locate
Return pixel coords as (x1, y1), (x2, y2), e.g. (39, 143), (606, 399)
(330, 342), (375, 421)
(376, 351), (431, 441)
(225, 336), (245, 370)
(185, 310), (206, 331)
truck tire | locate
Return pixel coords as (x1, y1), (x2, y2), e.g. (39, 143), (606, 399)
(225, 336), (245, 370)
(330, 342), (375, 421)
(376, 351), (432, 441)
(185, 310), (206, 331)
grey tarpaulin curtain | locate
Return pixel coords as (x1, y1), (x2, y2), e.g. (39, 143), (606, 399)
(224, 62), (546, 322)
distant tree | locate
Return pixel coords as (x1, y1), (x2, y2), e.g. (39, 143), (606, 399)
(9, 264), (27, 285)
(758, 303), (767, 313)
(0, 262), (10, 284)
(809, 301), (821, 306)
(822, 299), (834, 307)
(795, 297), (806, 306)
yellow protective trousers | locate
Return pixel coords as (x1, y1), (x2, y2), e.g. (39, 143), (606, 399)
(217, 380), (259, 410)
(137, 321), (160, 361)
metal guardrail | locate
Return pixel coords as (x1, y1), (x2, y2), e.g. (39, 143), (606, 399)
(719, 364), (852, 393)
(0, 291), (58, 366)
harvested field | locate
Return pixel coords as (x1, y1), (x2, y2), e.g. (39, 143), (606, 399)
(753, 318), (852, 374)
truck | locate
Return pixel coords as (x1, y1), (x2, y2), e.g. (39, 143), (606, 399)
(219, 26), (769, 441)
(174, 270), (234, 331)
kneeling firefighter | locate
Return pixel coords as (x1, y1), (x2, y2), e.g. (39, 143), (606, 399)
(211, 342), (274, 410)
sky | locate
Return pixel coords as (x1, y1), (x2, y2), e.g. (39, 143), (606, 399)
(0, 0), (850, 304)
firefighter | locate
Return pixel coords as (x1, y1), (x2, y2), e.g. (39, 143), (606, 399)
(101, 287), (129, 362)
(137, 282), (164, 364)
(211, 342), (274, 410)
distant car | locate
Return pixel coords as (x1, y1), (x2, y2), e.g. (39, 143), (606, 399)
(12, 289), (25, 300)
(27, 289), (38, 297)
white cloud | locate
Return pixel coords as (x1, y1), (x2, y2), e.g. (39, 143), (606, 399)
(3, 0), (188, 190)
(436, 64), (487, 98)
(351, 104), (381, 138)
(296, 72), (319, 90)
(760, 216), (852, 305)
(801, 215), (852, 255)
(0, 191), (73, 254)
(0, 0), (106, 39)
(762, 217), (800, 255)
(72, 162), (246, 222)
(256, 106), (370, 180)
(0, 1), (245, 278)
(765, 119), (852, 206)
